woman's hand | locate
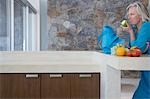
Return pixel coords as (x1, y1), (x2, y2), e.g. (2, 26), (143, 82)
(121, 23), (135, 41)
(122, 27), (130, 32)
(121, 22), (132, 33)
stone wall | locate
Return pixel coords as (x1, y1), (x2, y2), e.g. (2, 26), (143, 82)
(47, 0), (148, 78)
(47, 0), (149, 50)
(47, 0), (143, 50)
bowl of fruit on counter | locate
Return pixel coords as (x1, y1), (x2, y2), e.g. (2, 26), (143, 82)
(111, 44), (142, 57)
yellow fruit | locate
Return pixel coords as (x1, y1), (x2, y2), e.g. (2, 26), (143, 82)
(130, 46), (138, 50)
(116, 47), (126, 56)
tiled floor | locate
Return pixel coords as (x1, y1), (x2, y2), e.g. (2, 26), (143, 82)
(121, 78), (140, 99)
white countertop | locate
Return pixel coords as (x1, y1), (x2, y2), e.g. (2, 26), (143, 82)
(104, 53), (150, 70)
(0, 51), (102, 73)
(0, 51), (150, 73)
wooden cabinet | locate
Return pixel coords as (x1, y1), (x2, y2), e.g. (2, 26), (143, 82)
(0, 73), (100, 99)
(71, 74), (100, 99)
(41, 74), (100, 99)
(41, 74), (71, 99)
(0, 74), (40, 99)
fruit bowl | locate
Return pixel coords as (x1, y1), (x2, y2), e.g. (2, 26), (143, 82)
(111, 44), (142, 57)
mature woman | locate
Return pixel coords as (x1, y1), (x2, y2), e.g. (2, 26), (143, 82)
(122, 1), (150, 99)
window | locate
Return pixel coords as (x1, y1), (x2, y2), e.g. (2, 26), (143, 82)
(14, 0), (24, 50)
(28, 8), (35, 51)
(0, 0), (37, 51)
(0, 0), (9, 51)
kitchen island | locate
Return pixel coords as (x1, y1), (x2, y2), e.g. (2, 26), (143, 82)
(0, 51), (150, 99)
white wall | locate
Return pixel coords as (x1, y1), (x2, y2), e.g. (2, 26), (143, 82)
(27, 0), (40, 51)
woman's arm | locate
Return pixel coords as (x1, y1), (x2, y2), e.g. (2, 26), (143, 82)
(128, 29), (135, 41)
(130, 23), (150, 52)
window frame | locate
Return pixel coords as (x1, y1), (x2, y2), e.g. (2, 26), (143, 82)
(1, 0), (37, 51)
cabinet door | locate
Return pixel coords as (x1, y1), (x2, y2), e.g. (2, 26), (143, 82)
(0, 74), (40, 99)
(41, 74), (71, 99)
(71, 73), (100, 99)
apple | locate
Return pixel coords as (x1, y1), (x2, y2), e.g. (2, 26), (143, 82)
(130, 46), (139, 50)
(131, 51), (137, 57)
(121, 20), (128, 27)
(131, 49), (142, 57)
(135, 49), (142, 56)
(126, 46), (142, 57)
(126, 51), (132, 57)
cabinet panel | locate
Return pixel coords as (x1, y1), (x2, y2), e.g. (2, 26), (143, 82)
(71, 74), (100, 99)
(41, 74), (71, 99)
(0, 74), (40, 99)
(0, 73), (100, 99)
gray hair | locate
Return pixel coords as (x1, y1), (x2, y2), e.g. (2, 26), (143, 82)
(126, 1), (150, 22)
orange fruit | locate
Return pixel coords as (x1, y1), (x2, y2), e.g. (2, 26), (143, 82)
(116, 47), (126, 56)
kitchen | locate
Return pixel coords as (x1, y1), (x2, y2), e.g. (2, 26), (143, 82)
(0, 0), (150, 99)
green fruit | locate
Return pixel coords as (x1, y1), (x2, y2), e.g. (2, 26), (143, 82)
(121, 20), (127, 27)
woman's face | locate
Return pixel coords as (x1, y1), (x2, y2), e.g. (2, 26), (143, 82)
(128, 6), (142, 25)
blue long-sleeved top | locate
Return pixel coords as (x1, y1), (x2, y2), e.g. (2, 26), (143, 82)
(132, 22), (150, 99)
(130, 22), (150, 53)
